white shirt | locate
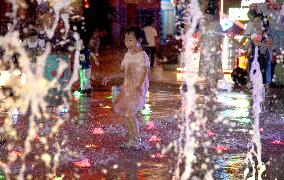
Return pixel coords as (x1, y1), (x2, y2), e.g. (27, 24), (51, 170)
(143, 26), (158, 47)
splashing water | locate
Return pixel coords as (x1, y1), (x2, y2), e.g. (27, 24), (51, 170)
(0, 0), (81, 179)
(244, 47), (266, 179)
(172, 0), (214, 179)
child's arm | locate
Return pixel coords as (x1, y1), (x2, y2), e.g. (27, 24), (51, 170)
(135, 53), (148, 92)
(135, 65), (147, 92)
(90, 52), (99, 66)
(102, 65), (124, 86)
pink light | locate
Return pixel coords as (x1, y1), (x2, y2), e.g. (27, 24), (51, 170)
(271, 140), (284, 145)
(92, 128), (105, 135)
(151, 152), (165, 158)
(149, 135), (161, 142)
(34, 134), (40, 141)
(259, 128), (264, 132)
(207, 130), (215, 137)
(214, 145), (229, 152)
(73, 159), (91, 167)
(146, 122), (155, 130)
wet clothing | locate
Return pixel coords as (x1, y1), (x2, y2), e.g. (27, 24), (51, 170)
(80, 47), (91, 69)
(79, 47), (92, 91)
(114, 51), (149, 116)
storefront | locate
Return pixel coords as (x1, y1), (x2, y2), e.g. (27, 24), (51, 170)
(160, 0), (176, 44)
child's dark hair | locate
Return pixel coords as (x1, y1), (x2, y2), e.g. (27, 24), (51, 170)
(81, 36), (90, 47)
(125, 26), (146, 45)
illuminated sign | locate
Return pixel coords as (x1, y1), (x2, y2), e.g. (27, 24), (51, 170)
(221, 18), (234, 31)
(228, 8), (250, 21)
(241, 0), (265, 7)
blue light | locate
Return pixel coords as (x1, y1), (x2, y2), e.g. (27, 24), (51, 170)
(221, 18), (233, 31)
(12, 109), (20, 124)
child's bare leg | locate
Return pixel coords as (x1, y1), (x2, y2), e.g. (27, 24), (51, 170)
(129, 115), (139, 140)
(125, 116), (133, 140)
(126, 109), (139, 143)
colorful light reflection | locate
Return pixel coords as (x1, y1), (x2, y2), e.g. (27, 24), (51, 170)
(215, 155), (244, 179)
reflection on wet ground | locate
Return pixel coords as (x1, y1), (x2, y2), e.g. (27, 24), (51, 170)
(0, 79), (284, 179)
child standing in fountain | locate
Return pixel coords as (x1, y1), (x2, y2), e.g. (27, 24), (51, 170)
(79, 38), (99, 95)
(103, 27), (149, 148)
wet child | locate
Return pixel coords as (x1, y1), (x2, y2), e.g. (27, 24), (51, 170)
(102, 27), (149, 148)
(79, 39), (99, 95)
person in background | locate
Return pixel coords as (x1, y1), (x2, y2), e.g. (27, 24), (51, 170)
(22, 28), (46, 72)
(198, 6), (223, 90)
(79, 38), (99, 95)
(89, 28), (107, 57)
(229, 15), (273, 87)
(143, 18), (158, 68)
(240, 9), (258, 45)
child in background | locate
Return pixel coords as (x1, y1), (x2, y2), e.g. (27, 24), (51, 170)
(79, 38), (99, 95)
(23, 29), (46, 71)
(102, 27), (149, 148)
(89, 29), (107, 57)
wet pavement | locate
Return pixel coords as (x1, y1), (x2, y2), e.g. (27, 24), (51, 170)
(0, 47), (284, 179)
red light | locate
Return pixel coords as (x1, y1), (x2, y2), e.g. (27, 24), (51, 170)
(34, 134), (40, 141)
(84, 3), (90, 9)
(271, 140), (284, 145)
(149, 135), (161, 142)
(214, 145), (229, 152)
(73, 159), (91, 167)
(84, 0), (90, 9)
(207, 130), (215, 137)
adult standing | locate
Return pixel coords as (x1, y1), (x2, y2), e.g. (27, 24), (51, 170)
(143, 18), (158, 68)
(198, 6), (223, 90)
